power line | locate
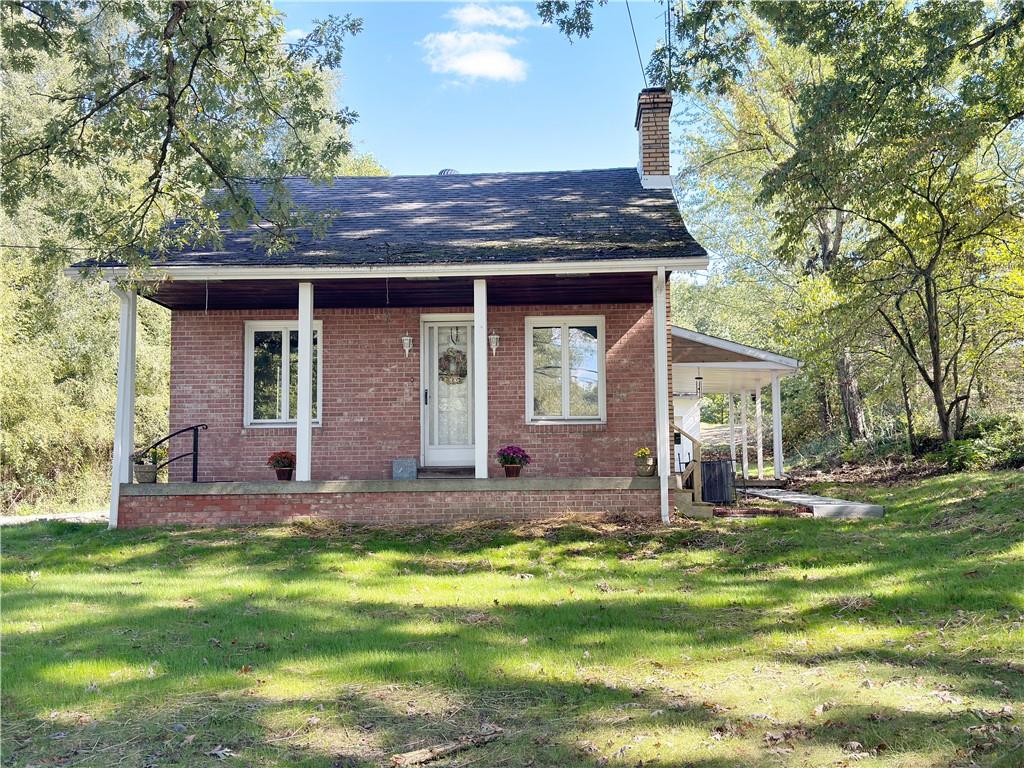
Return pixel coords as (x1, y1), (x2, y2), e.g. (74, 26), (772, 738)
(666, 1), (673, 85)
(624, 0), (649, 89)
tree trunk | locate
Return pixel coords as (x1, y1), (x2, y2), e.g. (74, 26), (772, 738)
(818, 377), (834, 434)
(899, 365), (915, 454)
(923, 273), (957, 442)
(836, 348), (869, 442)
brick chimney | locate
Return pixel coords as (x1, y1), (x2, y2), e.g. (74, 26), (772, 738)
(635, 87), (673, 189)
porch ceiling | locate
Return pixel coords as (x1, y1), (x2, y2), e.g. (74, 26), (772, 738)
(139, 272), (657, 310)
(674, 363), (798, 395)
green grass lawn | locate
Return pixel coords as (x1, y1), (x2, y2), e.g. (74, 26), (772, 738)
(2, 471), (1022, 767)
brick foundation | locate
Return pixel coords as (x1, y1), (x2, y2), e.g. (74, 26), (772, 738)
(117, 487), (659, 528)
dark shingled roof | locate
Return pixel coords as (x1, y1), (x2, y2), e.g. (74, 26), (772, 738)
(83, 167), (707, 268)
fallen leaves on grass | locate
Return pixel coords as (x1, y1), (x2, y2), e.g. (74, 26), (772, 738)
(831, 595), (879, 614)
(460, 612), (499, 626)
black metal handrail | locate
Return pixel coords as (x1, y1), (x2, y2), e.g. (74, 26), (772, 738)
(133, 424), (208, 482)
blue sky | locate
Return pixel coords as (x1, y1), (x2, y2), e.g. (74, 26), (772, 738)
(276, 1), (668, 175)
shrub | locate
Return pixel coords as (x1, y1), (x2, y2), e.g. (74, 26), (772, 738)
(925, 416), (1024, 470)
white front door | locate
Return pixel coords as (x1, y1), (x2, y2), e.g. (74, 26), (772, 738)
(422, 318), (474, 466)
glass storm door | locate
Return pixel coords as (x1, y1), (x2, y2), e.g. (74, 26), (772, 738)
(422, 320), (474, 466)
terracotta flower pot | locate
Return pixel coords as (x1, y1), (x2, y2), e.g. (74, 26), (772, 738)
(275, 467), (294, 481)
(634, 457), (656, 477)
(133, 464), (158, 484)
(503, 465), (522, 478)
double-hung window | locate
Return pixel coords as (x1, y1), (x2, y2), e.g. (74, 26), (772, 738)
(244, 320), (323, 426)
(525, 316), (606, 423)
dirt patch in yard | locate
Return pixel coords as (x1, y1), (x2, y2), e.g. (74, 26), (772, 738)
(789, 461), (947, 487)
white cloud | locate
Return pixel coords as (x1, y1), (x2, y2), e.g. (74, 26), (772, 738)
(282, 28), (306, 43)
(447, 3), (537, 30)
(421, 30), (527, 82)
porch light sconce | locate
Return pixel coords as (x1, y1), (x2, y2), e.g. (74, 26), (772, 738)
(488, 331), (500, 356)
(401, 333), (414, 358)
(694, 371), (703, 400)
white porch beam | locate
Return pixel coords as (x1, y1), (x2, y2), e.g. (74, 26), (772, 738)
(740, 389), (749, 480)
(296, 282), (314, 481)
(473, 279), (489, 479)
(727, 393), (736, 464)
(69, 257), (710, 283)
(109, 288), (137, 529)
(653, 268), (671, 525)
(772, 372), (784, 479)
(755, 386), (764, 479)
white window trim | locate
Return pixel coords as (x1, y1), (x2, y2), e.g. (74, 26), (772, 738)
(243, 320), (324, 428)
(525, 315), (606, 424)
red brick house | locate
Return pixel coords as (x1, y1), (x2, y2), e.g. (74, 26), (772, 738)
(72, 88), (713, 529)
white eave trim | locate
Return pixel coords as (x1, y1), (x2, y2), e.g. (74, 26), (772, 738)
(63, 256), (709, 282)
(672, 326), (801, 369)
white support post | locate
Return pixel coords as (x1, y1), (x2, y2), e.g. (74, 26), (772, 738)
(740, 389), (749, 480)
(755, 386), (764, 479)
(653, 269), (671, 525)
(109, 288), (137, 529)
(772, 372), (784, 479)
(473, 279), (489, 479)
(296, 282), (314, 482)
(727, 392), (736, 465)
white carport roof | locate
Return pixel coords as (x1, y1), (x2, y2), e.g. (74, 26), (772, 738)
(672, 327), (800, 396)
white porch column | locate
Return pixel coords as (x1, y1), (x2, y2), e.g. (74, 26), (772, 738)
(727, 393), (736, 464)
(473, 279), (489, 479)
(772, 372), (784, 479)
(296, 282), (314, 482)
(740, 389), (749, 479)
(109, 287), (137, 529)
(653, 268), (671, 524)
(755, 386), (764, 479)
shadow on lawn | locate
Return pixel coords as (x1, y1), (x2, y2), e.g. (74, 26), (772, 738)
(4, 592), (1013, 767)
(3, 477), (1022, 767)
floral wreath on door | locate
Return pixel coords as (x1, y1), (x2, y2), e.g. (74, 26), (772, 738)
(438, 347), (468, 385)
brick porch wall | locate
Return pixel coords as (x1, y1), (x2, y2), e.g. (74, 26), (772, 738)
(169, 300), (667, 483)
(117, 488), (660, 528)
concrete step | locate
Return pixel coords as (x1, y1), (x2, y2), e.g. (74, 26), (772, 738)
(741, 488), (884, 518)
(674, 489), (714, 519)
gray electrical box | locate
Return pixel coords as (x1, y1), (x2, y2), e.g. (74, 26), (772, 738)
(392, 458), (418, 481)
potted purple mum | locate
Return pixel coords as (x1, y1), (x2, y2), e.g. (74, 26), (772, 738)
(496, 445), (531, 478)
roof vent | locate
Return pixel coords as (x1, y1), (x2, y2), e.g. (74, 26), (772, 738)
(438, 168), (459, 175)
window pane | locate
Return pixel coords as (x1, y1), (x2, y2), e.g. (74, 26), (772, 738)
(532, 326), (562, 417)
(288, 329), (318, 421)
(568, 325), (600, 417)
(253, 330), (282, 420)
(433, 324), (471, 445)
